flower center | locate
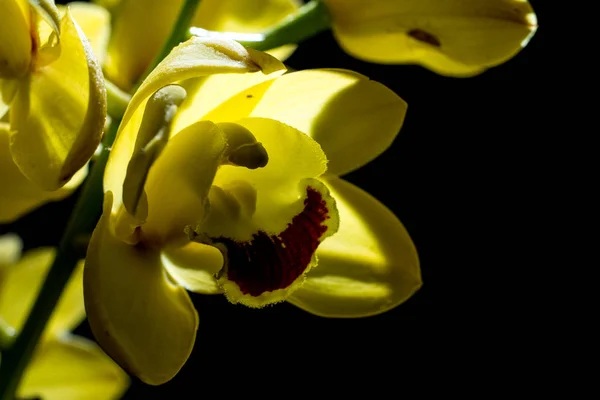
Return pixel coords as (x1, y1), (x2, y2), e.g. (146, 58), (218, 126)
(214, 186), (330, 297)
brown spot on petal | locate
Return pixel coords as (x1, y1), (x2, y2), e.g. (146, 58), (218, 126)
(214, 187), (330, 297)
(408, 29), (441, 48)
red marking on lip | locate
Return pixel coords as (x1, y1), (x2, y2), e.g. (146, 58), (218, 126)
(214, 187), (329, 297)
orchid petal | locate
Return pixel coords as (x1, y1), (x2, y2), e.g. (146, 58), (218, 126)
(0, 0), (31, 79)
(105, 38), (284, 223)
(161, 242), (223, 295)
(201, 69), (406, 176)
(324, 0), (537, 76)
(63, 2), (111, 64)
(9, 9), (106, 190)
(288, 175), (421, 317)
(0, 124), (86, 223)
(142, 121), (227, 244)
(18, 335), (129, 400)
(103, 0), (183, 90)
(205, 118), (339, 306)
(0, 247), (85, 337)
(84, 193), (198, 385)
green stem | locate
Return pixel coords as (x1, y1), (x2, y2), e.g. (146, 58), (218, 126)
(0, 121), (120, 400)
(133, 0), (203, 92)
(106, 79), (131, 120)
(188, 0), (331, 51)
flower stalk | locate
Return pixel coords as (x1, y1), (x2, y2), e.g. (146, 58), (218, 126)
(0, 1), (203, 396)
(189, 0), (331, 51)
(0, 120), (119, 400)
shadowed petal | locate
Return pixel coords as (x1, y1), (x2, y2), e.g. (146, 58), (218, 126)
(288, 175), (421, 317)
(84, 193), (198, 385)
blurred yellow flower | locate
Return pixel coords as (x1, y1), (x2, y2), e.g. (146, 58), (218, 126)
(94, 0), (301, 91)
(322, 0), (538, 76)
(83, 37), (420, 384)
(0, 234), (128, 400)
(0, 0), (106, 191)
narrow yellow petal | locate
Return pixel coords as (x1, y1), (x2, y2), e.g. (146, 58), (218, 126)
(324, 0), (537, 76)
(288, 175), (421, 317)
(0, 124), (86, 224)
(85, 193), (198, 385)
(203, 69), (406, 176)
(18, 335), (129, 400)
(0, 0), (31, 79)
(9, 9), (106, 190)
(105, 38), (284, 223)
(61, 2), (111, 64)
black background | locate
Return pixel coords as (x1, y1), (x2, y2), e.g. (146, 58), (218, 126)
(1, 0), (555, 397)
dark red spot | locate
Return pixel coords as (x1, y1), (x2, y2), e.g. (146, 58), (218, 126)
(408, 29), (441, 47)
(214, 187), (329, 297)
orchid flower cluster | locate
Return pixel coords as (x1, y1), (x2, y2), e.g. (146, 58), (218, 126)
(0, 0), (537, 398)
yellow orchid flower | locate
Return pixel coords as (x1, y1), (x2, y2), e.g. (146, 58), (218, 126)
(322, 0), (538, 77)
(0, 4), (110, 223)
(83, 37), (420, 384)
(99, 0), (301, 91)
(0, 234), (128, 400)
(0, 0), (106, 191)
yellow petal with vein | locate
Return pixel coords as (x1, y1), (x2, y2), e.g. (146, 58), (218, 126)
(288, 175), (421, 317)
(202, 69), (406, 176)
(9, 9), (106, 190)
(63, 2), (111, 64)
